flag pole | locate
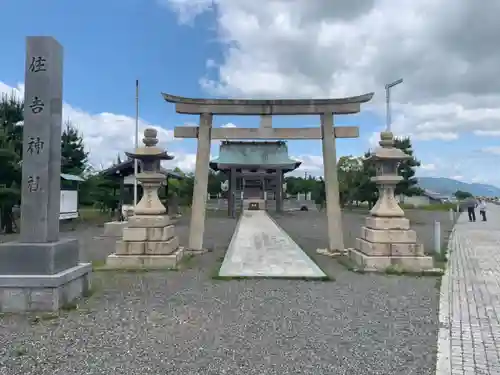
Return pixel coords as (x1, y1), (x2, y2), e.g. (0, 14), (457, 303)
(133, 79), (139, 207)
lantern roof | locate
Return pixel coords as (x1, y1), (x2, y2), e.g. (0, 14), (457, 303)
(369, 132), (411, 161)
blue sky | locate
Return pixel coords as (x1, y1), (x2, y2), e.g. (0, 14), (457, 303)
(1, 0), (499, 185)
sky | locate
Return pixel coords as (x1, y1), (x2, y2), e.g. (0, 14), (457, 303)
(1, 0), (500, 185)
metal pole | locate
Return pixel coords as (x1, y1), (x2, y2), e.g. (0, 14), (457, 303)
(385, 85), (391, 132)
(133, 79), (139, 207)
(434, 220), (441, 255)
(384, 78), (403, 133)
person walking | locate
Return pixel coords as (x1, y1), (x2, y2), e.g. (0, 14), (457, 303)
(465, 197), (478, 222)
(478, 199), (487, 221)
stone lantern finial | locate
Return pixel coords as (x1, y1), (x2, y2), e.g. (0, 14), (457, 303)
(142, 128), (159, 147)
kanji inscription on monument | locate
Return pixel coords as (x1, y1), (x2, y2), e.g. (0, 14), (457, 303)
(27, 136), (44, 155)
(29, 96), (45, 114)
(21, 37), (64, 243)
(28, 56), (47, 73)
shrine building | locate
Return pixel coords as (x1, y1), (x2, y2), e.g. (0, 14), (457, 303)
(209, 141), (301, 215)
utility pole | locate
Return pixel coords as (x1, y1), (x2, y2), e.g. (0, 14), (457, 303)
(385, 78), (403, 132)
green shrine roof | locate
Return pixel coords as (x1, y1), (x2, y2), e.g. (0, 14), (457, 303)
(210, 141), (301, 171)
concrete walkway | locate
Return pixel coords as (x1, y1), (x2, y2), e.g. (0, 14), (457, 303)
(218, 210), (327, 278)
(437, 204), (500, 374)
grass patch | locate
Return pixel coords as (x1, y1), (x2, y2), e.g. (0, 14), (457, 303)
(385, 264), (405, 275)
(93, 266), (176, 273)
(431, 246), (449, 271)
(336, 255), (443, 276)
(400, 202), (458, 212)
(383, 264), (444, 277)
(177, 253), (196, 270)
(91, 259), (106, 270)
(29, 312), (60, 324)
(212, 275), (334, 281)
(435, 276), (442, 290)
(210, 255), (225, 279)
(210, 254), (334, 281)
(82, 286), (97, 298)
(92, 259), (177, 273)
(61, 301), (79, 311)
(78, 207), (113, 223)
(336, 255), (365, 273)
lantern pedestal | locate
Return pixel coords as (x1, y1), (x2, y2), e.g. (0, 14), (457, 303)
(105, 129), (185, 270)
(348, 132), (435, 273)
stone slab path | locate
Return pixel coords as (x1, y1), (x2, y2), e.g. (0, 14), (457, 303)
(218, 210), (327, 278)
(437, 204), (500, 375)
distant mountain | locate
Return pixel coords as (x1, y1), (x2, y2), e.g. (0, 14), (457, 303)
(417, 177), (500, 197)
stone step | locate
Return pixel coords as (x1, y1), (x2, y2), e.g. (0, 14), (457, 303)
(218, 210), (327, 278)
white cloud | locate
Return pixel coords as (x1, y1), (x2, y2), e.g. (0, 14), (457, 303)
(481, 146), (500, 156)
(0, 81), (182, 171)
(420, 163), (436, 171)
(221, 122), (236, 128)
(290, 154), (323, 176)
(164, 0), (500, 141)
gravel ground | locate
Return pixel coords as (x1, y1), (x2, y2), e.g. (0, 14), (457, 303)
(0, 210), (443, 375)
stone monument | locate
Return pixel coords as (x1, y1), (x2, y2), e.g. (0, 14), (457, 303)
(106, 128), (184, 269)
(0, 37), (92, 312)
(348, 131), (434, 272)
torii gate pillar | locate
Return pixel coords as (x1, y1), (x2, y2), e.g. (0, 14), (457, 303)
(188, 113), (212, 252)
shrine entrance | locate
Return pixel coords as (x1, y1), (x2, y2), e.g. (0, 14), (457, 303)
(209, 140), (301, 216)
(163, 92), (374, 253)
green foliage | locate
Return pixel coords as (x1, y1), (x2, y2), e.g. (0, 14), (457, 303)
(354, 151), (378, 207)
(454, 190), (473, 200)
(393, 137), (422, 197)
(0, 95), (90, 232)
(0, 94), (23, 233)
(61, 121), (89, 175)
(207, 170), (226, 195)
(337, 155), (363, 207)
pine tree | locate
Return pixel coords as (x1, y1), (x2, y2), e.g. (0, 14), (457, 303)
(394, 137), (422, 196)
(0, 94), (23, 233)
(61, 120), (88, 176)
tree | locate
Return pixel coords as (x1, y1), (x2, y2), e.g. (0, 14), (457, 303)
(394, 137), (422, 197)
(337, 155), (363, 207)
(61, 121), (88, 176)
(0, 94), (23, 233)
(207, 170), (226, 195)
(356, 151), (378, 208)
(454, 190), (473, 200)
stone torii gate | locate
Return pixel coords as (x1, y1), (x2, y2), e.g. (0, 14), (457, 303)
(163, 93), (374, 253)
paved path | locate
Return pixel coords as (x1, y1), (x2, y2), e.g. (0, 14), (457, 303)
(437, 204), (500, 374)
(218, 210), (327, 278)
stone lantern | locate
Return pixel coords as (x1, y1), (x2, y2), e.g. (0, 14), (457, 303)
(106, 128), (184, 269)
(348, 132), (434, 272)
(369, 131), (409, 218)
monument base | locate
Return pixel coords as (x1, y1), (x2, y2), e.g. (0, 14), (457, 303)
(0, 263), (92, 313)
(103, 221), (128, 237)
(348, 248), (434, 272)
(0, 238), (79, 275)
(348, 215), (435, 273)
(105, 248), (184, 269)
